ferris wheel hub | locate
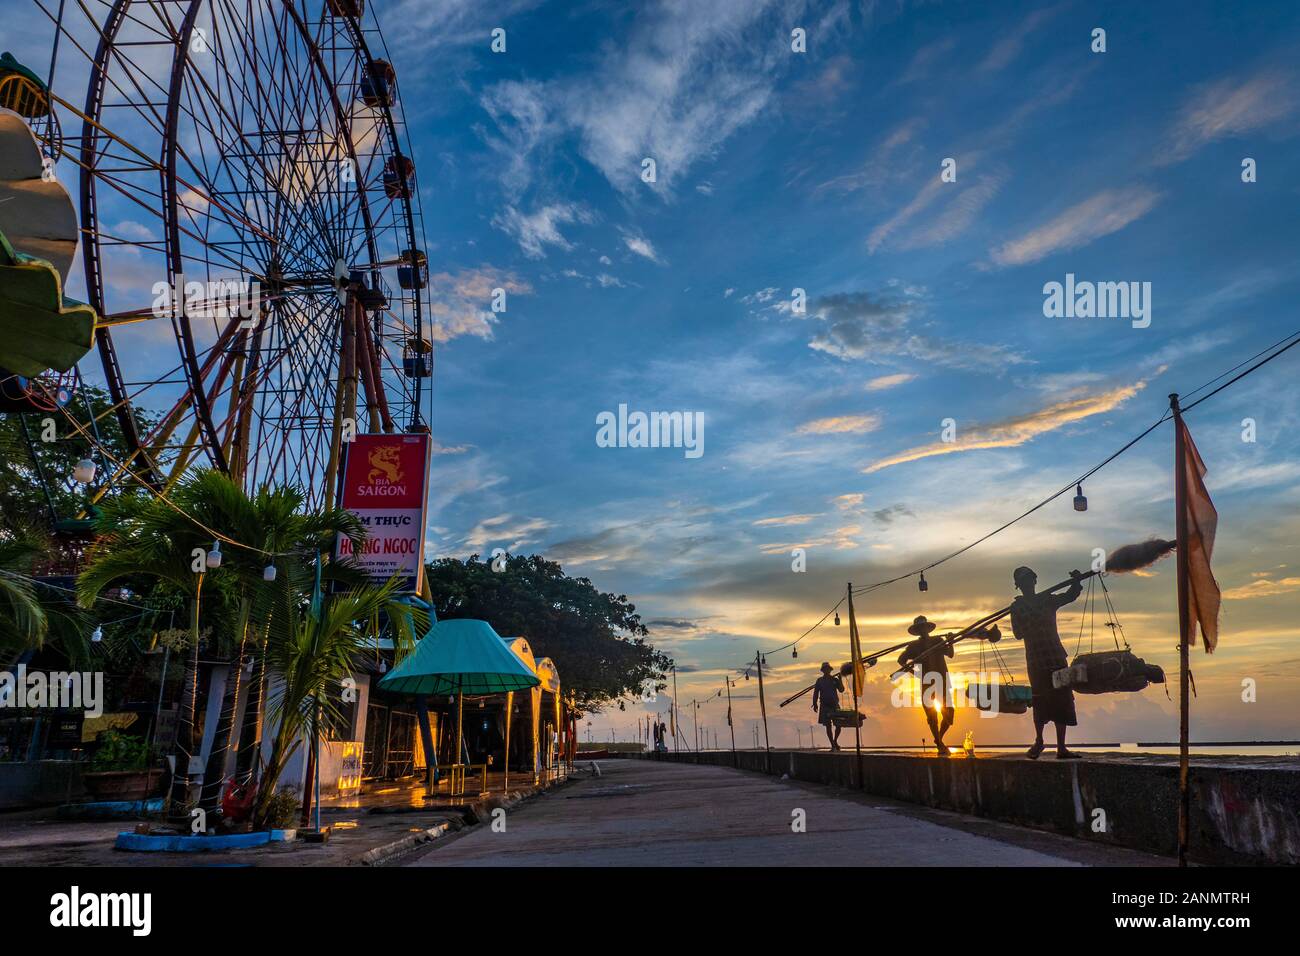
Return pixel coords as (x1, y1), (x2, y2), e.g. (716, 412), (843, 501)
(333, 259), (349, 304)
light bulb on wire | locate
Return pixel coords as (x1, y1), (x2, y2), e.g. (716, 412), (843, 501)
(206, 541), (222, 569)
(72, 458), (96, 484)
(918, 572), (928, 593)
(1073, 482), (1088, 512)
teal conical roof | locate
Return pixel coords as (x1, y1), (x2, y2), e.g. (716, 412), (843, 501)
(377, 618), (540, 696)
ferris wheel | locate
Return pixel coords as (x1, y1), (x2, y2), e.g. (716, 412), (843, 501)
(29, 0), (432, 508)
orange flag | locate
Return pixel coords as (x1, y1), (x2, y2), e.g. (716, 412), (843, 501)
(1180, 419), (1220, 653)
(848, 598), (866, 697)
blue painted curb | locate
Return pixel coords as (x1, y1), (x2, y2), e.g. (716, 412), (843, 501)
(114, 831), (271, 852)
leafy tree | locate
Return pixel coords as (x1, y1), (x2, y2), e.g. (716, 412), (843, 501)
(424, 554), (671, 713)
(0, 384), (155, 536)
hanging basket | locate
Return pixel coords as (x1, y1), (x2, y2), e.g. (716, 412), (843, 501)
(1052, 649), (1165, 694)
(964, 683), (1031, 714)
(829, 708), (865, 728)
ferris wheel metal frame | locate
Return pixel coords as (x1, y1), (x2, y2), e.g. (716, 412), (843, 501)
(36, 0), (433, 510)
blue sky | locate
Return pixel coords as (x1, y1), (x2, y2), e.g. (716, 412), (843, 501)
(12, 0), (1299, 745)
(396, 0), (1300, 744)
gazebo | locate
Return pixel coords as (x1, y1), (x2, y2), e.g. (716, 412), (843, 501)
(378, 618), (539, 795)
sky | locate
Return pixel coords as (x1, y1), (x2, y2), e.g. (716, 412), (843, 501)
(10, 0), (1300, 748)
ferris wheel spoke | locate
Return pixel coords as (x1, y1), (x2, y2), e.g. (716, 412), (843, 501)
(180, 14), (343, 273)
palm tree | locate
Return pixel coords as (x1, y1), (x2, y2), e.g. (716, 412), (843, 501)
(2, 536), (92, 670)
(0, 539), (47, 658)
(78, 470), (370, 820)
(177, 474), (365, 814)
(78, 490), (214, 811)
(252, 573), (421, 827)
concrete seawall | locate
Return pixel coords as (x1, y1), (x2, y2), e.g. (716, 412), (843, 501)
(645, 749), (1300, 865)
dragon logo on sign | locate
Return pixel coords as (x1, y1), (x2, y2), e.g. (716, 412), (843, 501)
(368, 444), (403, 484)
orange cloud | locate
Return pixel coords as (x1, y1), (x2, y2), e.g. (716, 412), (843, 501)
(863, 379), (1147, 473)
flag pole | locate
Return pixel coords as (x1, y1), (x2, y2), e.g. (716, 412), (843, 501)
(725, 677), (737, 767)
(755, 652), (772, 773)
(671, 666), (679, 752)
(847, 584), (864, 789)
(1171, 393), (1191, 867)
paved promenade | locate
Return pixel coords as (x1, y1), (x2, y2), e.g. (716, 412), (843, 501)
(407, 757), (1168, 866)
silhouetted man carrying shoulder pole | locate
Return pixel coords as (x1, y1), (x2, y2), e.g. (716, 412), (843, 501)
(1010, 566), (1084, 759)
(897, 615), (955, 755)
(811, 662), (845, 751)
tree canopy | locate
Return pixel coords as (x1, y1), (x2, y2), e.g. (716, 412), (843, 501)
(424, 553), (670, 714)
(0, 384), (156, 537)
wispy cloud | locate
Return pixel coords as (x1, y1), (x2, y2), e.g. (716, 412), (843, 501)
(1161, 68), (1297, 164)
(479, 1), (802, 199)
(622, 231), (665, 264)
(753, 514), (820, 527)
(805, 290), (1026, 373)
(977, 5), (1061, 74)
(989, 186), (1162, 267)
(757, 524), (861, 554)
(463, 514), (553, 552)
(491, 203), (593, 258)
(1222, 576), (1300, 601)
(862, 379), (1149, 473)
(796, 413), (882, 435)
(865, 372), (916, 391)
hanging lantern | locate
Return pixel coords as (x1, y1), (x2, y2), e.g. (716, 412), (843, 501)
(918, 572), (928, 592)
(262, 563), (277, 581)
(72, 458), (96, 484)
(792, 646), (798, 659)
(379, 659), (388, 674)
(761, 654), (767, 666)
(1073, 482), (1088, 512)
(90, 625), (103, 643)
(206, 541), (222, 569)
(834, 612), (841, 626)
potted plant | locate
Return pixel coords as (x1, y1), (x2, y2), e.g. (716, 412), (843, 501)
(81, 730), (167, 802)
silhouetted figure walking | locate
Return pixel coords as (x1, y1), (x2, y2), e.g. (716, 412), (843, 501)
(898, 615), (955, 755)
(1010, 566), (1084, 759)
(812, 662), (845, 750)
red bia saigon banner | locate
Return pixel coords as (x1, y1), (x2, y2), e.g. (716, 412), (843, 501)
(335, 433), (431, 592)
